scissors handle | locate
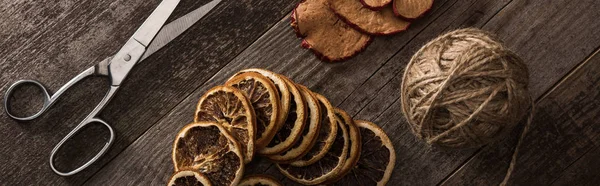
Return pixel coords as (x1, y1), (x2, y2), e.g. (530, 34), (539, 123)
(50, 118), (115, 176)
(3, 58), (116, 176)
(49, 85), (119, 176)
(4, 66), (97, 120)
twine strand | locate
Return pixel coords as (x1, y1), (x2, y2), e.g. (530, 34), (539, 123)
(501, 101), (536, 186)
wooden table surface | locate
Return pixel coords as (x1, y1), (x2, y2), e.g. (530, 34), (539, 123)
(1, 0), (599, 185)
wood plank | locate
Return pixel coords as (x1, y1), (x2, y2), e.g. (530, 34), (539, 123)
(0, 0), (297, 185)
(83, 0), (520, 185)
(442, 48), (600, 185)
(551, 145), (600, 186)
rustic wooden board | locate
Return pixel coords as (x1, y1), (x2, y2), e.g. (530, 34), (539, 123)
(86, 0), (600, 185)
(552, 145), (600, 186)
(85, 0), (498, 184)
(440, 0), (600, 184)
(441, 49), (600, 185)
(0, 0), (297, 185)
(2, 0), (599, 185)
(85, 0), (600, 185)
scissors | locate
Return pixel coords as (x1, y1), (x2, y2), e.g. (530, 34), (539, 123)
(3, 0), (222, 176)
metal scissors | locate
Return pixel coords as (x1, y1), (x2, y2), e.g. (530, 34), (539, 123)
(3, 0), (222, 176)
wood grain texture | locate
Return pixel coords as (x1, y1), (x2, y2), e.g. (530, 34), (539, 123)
(84, 0), (521, 185)
(254, 0), (600, 184)
(89, 0), (600, 185)
(440, 0), (600, 184)
(0, 0), (297, 185)
(552, 145), (600, 186)
(2, 0), (599, 185)
(442, 49), (600, 185)
(82, 0), (468, 184)
(1, 0), (162, 184)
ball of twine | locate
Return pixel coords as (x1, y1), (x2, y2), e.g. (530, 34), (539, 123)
(401, 28), (530, 148)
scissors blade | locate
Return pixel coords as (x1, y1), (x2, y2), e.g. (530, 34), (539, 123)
(140, 0), (222, 61)
(131, 0), (180, 47)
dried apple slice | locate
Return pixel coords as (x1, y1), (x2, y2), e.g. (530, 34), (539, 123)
(259, 76), (307, 155)
(172, 122), (244, 186)
(361, 0), (392, 11)
(289, 93), (338, 167)
(267, 84), (321, 163)
(291, 0), (372, 62)
(225, 72), (281, 150)
(330, 0), (411, 35)
(333, 120), (396, 186)
(194, 86), (256, 163)
(238, 174), (282, 186)
(168, 169), (212, 186)
(393, 0), (434, 20)
(277, 112), (349, 185)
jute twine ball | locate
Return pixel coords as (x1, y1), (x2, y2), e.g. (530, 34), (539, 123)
(400, 28), (530, 148)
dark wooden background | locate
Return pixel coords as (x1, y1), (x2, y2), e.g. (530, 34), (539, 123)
(1, 0), (599, 185)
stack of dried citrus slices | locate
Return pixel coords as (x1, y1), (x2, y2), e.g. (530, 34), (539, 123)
(292, 0), (433, 62)
(168, 68), (397, 186)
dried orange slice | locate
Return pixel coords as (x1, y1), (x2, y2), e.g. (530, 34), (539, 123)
(334, 120), (396, 186)
(267, 84), (321, 163)
(172, 122), (244, 186)
(259, 76), (306, 155)
(225, 72), (281, 150)
(289, 93), (337, 167)
(194, 86), (256, 163)
(167, 169), (212, 186)
(326, 108), (362, 183)
(238, 174), (282, 186)
(234, 68), (291, 133)
(277, 113), (349, 185)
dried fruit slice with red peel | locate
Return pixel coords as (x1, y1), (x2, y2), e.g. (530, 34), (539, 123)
(291, 0), (372, 62)
(333, 120), (396, 186)
(325, 108), (361, 183)
(277, 114), (349, 185)
(194, 86), (256, 163)
(267, 84), (321, 163)
(360, 0), (392, 11)
(393, 0), (434, 20)
(233, 68), (291, 134)
(168, 169), (213, 186)
(259, 76), (306, 155)
(225, 72), (281, 150)
(289, 93), (337, 167)
(172, 122), (244, 186)
(330, 0), (411, 35)
(238, 174), (282, 186)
